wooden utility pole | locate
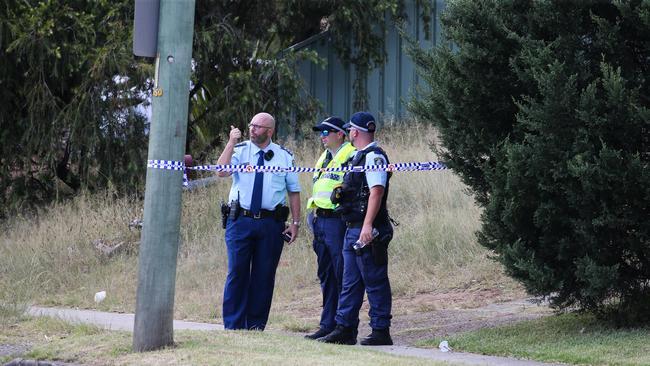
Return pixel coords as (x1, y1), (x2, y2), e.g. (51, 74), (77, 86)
(133, 0), (196, 352)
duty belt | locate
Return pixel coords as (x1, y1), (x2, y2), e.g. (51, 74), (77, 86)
(346, 216), (391, 228)
(241, 208), (276, 219)
(316, 208), (340, 218)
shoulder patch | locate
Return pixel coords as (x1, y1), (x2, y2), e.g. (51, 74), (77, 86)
(280, 145), (294, 156)
(374, 157), (385, 166)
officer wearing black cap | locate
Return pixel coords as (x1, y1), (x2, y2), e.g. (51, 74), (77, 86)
(318, 111), (394, 346)
(304, 117), (356, 340)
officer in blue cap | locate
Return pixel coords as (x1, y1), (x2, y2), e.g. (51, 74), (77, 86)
(216, 112), (301, 330)
(318, 111), (394, 346)
(304, 117), (356, 340)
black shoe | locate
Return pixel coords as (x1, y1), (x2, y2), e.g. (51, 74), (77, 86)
(317, 325), (357, 345)
(304, 328), (331, 340)
(360, 328), (393, 346)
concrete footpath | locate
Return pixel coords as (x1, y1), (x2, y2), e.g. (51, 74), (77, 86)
(28, 306), (565, 366)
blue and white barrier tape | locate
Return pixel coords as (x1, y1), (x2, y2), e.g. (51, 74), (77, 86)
(147, 160), (186, 171)
(147, 159), (448, 187)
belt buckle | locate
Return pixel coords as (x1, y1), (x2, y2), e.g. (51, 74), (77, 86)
(253, 211), (262, 219)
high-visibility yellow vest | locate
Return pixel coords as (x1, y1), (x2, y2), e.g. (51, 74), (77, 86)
(307, 142), (356, 210)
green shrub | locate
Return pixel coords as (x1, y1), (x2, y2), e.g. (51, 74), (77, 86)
(410, 0), (650, 322)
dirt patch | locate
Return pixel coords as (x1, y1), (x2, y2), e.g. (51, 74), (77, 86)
(390, 298), (553, 346)
(291, 287), (554, 346)
(368, 289), (553, 346)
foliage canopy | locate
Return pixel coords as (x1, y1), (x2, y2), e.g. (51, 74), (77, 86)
(1, 0), (427, 217)
(1, 0), (151, 215)
(410, 0), (650, 321)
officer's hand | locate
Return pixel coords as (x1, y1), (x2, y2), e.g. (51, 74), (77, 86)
(283, 223), (299, 245)
(359, 224), (373, 246)
(228, 125), (242, 144)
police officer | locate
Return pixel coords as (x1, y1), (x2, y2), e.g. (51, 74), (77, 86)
(318, 111), (394, 346)
(216, 112), (301, 330)
(304, 117), (356, 340)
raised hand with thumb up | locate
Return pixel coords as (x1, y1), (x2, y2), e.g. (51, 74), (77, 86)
(228, 125), (242, 144)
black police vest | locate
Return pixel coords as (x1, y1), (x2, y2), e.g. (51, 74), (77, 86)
(337, 146), (391, 225)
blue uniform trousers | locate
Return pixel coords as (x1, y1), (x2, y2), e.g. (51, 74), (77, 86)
(311, 215), (346, 332)
(223, 216), (284, 330)
(335, 226), (392, 330)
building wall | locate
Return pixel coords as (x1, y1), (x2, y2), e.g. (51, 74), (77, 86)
(295, 0), (445, 124)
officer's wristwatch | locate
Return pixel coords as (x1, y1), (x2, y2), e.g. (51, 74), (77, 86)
(292, 220), (300, 226)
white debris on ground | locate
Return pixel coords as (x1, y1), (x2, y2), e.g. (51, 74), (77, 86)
(439, 340), (452, 352)
(94, 290), (106, 303)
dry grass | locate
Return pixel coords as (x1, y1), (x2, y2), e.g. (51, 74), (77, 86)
(0, 123), (518, 328)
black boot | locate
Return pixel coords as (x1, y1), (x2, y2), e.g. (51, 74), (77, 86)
(360, 328), (393, 346)
(304, 327), (330, 340)
(317, 325), (357, 345)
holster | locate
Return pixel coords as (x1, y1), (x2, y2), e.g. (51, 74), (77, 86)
(371, 232), (393, 266)
(220, 202), (230, 229)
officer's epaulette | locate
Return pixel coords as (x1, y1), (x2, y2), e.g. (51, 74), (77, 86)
(279, 145), (294, 156)
(234, 142), (247, 148)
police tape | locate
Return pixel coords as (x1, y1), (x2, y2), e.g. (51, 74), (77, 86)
(147, 159), (448, 187)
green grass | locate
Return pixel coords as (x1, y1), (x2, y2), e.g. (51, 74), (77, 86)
(1, 317), (450, 366)
(418, 312), (650, 366)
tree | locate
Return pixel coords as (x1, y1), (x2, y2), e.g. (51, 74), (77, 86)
(0, 0), (319, 215)
(1, 0), (430, 218)
(187, 0), (433, 159)
(410, 0), (650, 321)
(186, 0), (323, 162)
(0, 0), (151, 217)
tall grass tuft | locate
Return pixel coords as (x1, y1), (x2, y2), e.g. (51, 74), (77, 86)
(0, 123), (518, 326)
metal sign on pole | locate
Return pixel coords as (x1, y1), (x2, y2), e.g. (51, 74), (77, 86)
(133, 0), (160, 58)
(132, 0), (196, 352)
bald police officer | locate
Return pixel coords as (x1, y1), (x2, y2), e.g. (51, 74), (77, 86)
(304, 117), (356, 340)
(216, 112), (301, 330)
(318, 111), (394, 346)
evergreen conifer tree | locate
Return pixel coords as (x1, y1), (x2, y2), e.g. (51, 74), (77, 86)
(410, 0), (649, 321)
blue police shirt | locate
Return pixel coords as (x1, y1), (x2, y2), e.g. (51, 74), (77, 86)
(228, 140), (301, 210)
(362, 142), (387, 188)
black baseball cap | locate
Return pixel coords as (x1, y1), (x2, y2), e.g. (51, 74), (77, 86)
(312, 116), (347, 133)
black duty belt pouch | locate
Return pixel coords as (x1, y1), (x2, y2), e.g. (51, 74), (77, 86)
(371, 231), (393, 266)
(228, 200), (240, 222)
(274, 205), (290, 222)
